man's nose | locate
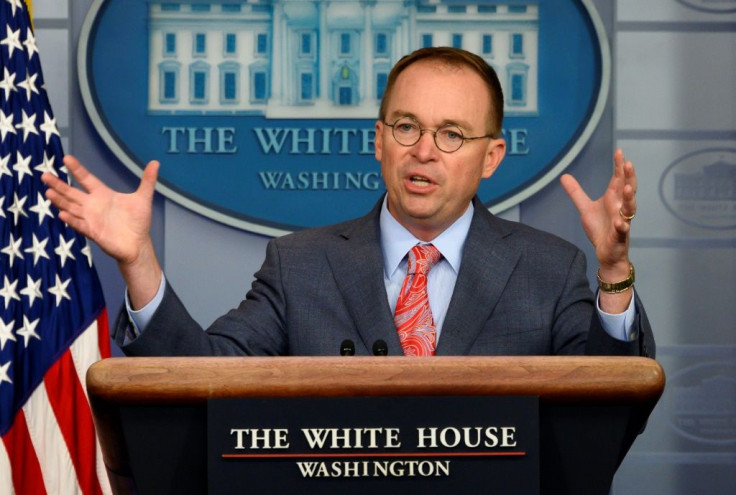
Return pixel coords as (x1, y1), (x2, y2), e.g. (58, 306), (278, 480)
(412, 130), (439, 160)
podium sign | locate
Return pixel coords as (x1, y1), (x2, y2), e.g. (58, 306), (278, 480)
(208, 396), (540, 494)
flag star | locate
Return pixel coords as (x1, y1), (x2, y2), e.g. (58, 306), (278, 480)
(39, 111), (60, 144)
(54, 234), (76, 268)
(0, 276), (20, 309)
(0, 360), (11, 386)
(0, 25), (22, 58)
(7, 192), (28, 225)
(34, 151), (57, 176)
(6, 0), (25, 18)
(29, 192), (54, 224)
(1, 233), (23, 267)
(0, 154), (11, 179)
(23, 27), (37, 59)
(48, 274), (72, 307)
(20, 274), (42, 307)
(0, 318), (15, 351)
(16, 315), (41, 347)
(14, 109), (37, 142)
(12, 150), (32, 183)
(24, 233), (49, 266)
(81, 243), (94, 267)
(0, 109), (16, 141)
(17, 71), (38, 101)
(0, 67), (16, 100)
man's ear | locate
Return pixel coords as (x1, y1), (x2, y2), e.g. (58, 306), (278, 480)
(482, 138), (506, 179)
(374, 120), (383, 162)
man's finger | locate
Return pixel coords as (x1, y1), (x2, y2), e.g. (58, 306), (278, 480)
(613, 217), (631, 240)
(560, 173), (591, 213)
(63, 154), (104, 192)
(137, 160), (160, 199)
(56, 210), (90, 237)
(613, 149), (627, 176)
(44, 188), (72, 211)
(40, 170), (67, 192)
(623, 160), (637, 195)
(43, 176), (85, 208)
(619, 162), (638, 219)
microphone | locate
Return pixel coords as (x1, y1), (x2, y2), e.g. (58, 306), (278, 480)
(372, 339), (388, 356)
(340, 339), (355, 356)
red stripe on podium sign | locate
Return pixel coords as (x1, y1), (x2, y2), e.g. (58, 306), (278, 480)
(223, 451), (527, 459)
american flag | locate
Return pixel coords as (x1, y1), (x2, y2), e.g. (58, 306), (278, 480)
(0, 1), (111, 494)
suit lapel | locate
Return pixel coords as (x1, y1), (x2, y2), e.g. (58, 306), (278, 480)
(325, 201), (404, 355)
(436, 201), (521, 355)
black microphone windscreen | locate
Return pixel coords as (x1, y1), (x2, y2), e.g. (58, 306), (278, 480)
(340, 339), (355, 356)
(372, 339), (388, 356)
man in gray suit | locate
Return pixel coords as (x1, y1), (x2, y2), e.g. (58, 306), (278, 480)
(43, 48), (653, 358)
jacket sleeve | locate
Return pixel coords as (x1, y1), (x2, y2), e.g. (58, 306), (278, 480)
(113, 238), (289, 357)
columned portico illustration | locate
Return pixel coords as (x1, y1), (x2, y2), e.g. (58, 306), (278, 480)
(148, 1), (539, 118)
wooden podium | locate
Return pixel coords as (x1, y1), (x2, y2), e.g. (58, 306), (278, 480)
(87, 356), (664, 495)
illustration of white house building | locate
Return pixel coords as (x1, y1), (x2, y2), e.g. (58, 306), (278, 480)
(148, 0), (539, 118)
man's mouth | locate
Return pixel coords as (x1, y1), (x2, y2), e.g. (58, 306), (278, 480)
(409, 175), (432, 187)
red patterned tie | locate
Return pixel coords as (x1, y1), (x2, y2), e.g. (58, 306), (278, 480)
(394, 244), (442, 356)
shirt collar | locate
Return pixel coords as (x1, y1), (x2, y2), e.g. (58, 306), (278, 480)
(380, 196), (474, 278)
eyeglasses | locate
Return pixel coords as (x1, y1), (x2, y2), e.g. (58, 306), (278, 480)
(383, 116), (494, 153)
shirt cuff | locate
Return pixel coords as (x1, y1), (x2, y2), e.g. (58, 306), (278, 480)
(596, 289), (638, 342)
(124, 274), (167, 343)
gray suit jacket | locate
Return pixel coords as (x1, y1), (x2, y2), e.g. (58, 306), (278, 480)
(115, 197), (654, 358)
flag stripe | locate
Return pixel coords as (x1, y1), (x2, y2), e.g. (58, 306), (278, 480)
(70, 312), (114, 495)
(2, 410), (47, 495)
(94, 417), (113, 495)
(45, 342), (103, 495)
(0, 441), (15, 495)
(70, 313), (105, 401)
(24, 380), (82, 495)
(96, 310), (110, 361)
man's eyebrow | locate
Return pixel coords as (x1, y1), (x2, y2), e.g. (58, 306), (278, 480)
(387, 110), (473, 130)
(439, 119), (468, 129)
(386, 109), (418, 121)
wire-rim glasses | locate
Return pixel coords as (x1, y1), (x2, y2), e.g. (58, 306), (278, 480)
(383, 116), (494, 153)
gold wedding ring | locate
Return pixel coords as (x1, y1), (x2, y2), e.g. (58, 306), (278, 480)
(619, 209), (636, 221)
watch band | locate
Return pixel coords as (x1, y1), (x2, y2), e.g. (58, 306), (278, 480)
(597, 263), (635, 294)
